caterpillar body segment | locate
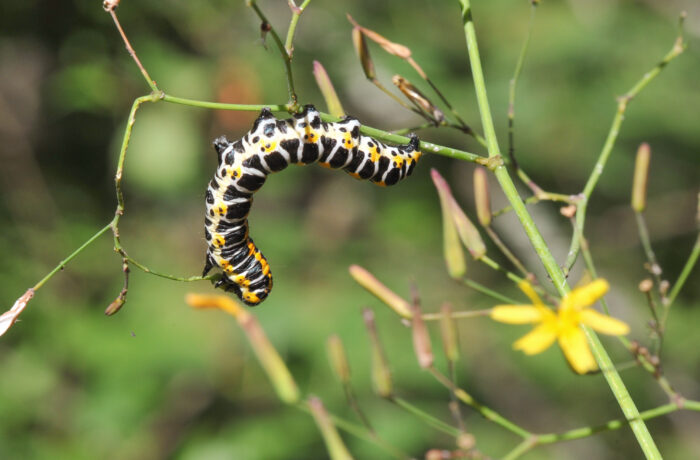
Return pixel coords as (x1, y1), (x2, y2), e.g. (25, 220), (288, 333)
(203, 104), (422, 305)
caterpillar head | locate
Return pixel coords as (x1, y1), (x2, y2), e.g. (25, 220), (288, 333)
(407, 133), (420, 152)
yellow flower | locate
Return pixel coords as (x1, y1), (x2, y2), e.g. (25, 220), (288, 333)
(491, 279), (629, 374)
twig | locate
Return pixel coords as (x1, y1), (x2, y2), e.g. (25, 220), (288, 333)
(564, 31), (687, 274)
(428, 366), (530, 439)
(247, 1), (299, 108)
(105, 5), (159, 92)
(284, 0), (312, 57)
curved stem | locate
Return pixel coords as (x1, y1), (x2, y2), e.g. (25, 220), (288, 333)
(564, 35), (687, 273)
(284, 0), (312, 55)
(248, 1), (299, 108)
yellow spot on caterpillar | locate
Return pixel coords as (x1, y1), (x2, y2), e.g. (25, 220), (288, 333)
(348, 172), (362, 179)
(243, 291), (261, 304)
(343, 133), (354, 149)
(262, 264), (270, 276)
(234, 274), (250, 287)
(318, 161), (332, 169)
(304, 126), (318, 143)
(369, 147), (381, 163)
(215, 203), (228, 216)
(226, 167), (241, 178)
(213, 234), (225, 248)
(263, 141), (277, 153)
(224, 265), (234, 274)
(393, 156), (404, 168)
(376, 181), (387, 187)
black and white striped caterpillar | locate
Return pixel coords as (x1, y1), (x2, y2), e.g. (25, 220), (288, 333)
(202, 104), (422, 305)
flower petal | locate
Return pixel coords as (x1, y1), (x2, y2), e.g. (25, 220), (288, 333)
(580, 310), (630, 336)
(517, 281), (544, 306)
(513, 323), (557, 355)
(558, 326), (597, 374)
(491, 305), (546, 324)
(561, 279), (609, 311)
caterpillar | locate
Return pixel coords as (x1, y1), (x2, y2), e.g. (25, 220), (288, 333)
(202, 104), (422, 305)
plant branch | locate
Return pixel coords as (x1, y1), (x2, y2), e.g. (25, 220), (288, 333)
(564, 32), (687, 274)
(284, 0), (312, 57)
(247, 0), (299, 108)
(32, 223), (113, 291)
(105, 4), (159, 92)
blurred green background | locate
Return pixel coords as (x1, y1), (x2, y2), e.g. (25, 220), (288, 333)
(1, 0), (699, 458)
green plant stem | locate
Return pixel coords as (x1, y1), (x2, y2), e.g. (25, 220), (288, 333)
(484, 226), (531, 279)
(457, 1), (659, 457)
(537, 400), (700, 444)
(505, 2), (559, 201)
(502, 437), (537, 460)
(634, 211), (664, 291)
(163, 94), (288, 112)
(32, 223), (113, 291)
(125, 255), (217, 282)
(295, 403), (408, 459)
(571, 218), (678, 398)
(665, 232), (700, 311)
(429, 366), (530, 439)
(108, 8), (159, 92)
(564, 36), (686, 274)
(421, 308), (492, 321)
(247, 1), (299, 108)
(462, 278), (521, 304)
(390, 397), (461, 437)
(284, 0), (312, 55)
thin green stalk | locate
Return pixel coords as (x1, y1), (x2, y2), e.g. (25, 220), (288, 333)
(32, 223), (113, 291)
(390, 397), (461, 437)
(284, 0), (312, 55)
(107, 8), (159, 92)
(247, 1), (299, 108)
(634, 211), (664, 292)
(484, 226), (531, 279)
(506, 2), (557, 201)
(296, 403), (409, 459)
(421, 308), (492, 321)
(462, 278), (521, 304)
(163, 95), (288, 112)
(502, 437), (537, 460)
(665, 232), (700, 310)
(456, 1), (659, 457)
(537, 401), (696, 444)
(429, 366), (530, 439)
(125, 256), (217, 282)
(564, 35), (686, 273)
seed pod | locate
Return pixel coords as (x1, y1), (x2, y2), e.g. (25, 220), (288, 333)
(473, 167), (491, 227)
(313, 61), (345, 117)
(411, 303), (434, 369)
(631, 143), (651, 212)
(349, 265), (412, 318)
(327, 335), (351, 384)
